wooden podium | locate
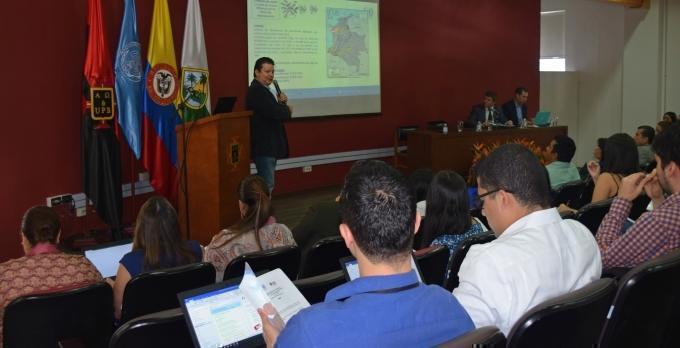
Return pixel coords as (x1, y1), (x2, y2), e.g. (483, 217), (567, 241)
(176, 111), (252, 245)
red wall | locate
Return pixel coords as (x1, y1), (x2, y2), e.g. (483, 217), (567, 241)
(0, 0), (538, 261)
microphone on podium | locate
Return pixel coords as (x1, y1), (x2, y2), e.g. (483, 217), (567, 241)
(272, 80), (286, 105)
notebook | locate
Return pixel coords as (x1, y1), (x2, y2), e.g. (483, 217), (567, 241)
(83, 240), (132, 278)
(534, 111), (551, 127)
(178, 268), (310, 348)
(339, 255), (424, 282)
(213, 96), (237, 114)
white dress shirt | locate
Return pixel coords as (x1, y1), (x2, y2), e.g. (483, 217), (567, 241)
(452, 208), (601, 335)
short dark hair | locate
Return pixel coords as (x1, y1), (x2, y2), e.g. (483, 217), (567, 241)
(484, 91), (497, 101)
(664, 111), (677, 123)
(406, 168), (433, 202)
(474, 144), (551, 208)
(652, 123), (680, 169)
(515, 87), (528, 95)
(421, 171), (472, 247)
(600, 133), (639, 176)
(658, 120), (672, 133)
(553, 134), (576, 162)
(339, 160), (414, 263)
(21, 206), (60, 246)
(637, 125), (655, 144)
(253, 57), (275, 78)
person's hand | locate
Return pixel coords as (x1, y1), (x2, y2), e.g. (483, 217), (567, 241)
(587, 160), (601, 181)
(257, 303), (285, 348)
(643, 169), (665, 208)
(505, 120), (514, 126)
(558, 204), (576, 214)
(278, 92), (288, 104)
(618, 172), (654, 201)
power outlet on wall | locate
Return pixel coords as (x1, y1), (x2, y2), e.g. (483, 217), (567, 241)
(302, 166), (312, 173)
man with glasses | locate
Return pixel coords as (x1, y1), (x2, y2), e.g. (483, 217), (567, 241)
(453, 144), (601, 335)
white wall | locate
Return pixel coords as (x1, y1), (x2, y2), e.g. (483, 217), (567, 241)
(540, 0), (680, 165)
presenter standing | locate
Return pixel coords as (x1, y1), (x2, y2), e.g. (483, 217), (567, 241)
(246, 57), (292, 193)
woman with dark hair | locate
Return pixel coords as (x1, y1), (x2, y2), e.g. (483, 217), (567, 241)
(420, 171), (487, 256)
(111, 196), (201, 319)
(0, 206), (102, 341)
(662, 111), (677, 123)
(657, 120), (672, 134)
(204, 175), (295, 280)
(588, 133), (639, 202)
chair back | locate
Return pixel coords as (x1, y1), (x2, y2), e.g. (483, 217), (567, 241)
(438, 326), (506, 348)
(506, 278), (617, 348)
(297, 236), (351, 278)
(293, 270), (346, 304)
(394, 126), (418, 169)
(120, 262), (215, 324)
(4, 282), (113, 348)
(598, 249), (680, 348)
(551, 180), (585, 207)
(444, 233), (496, 291)
(223, 245), (300, 281)
(574, 199), (613, 235)
(109, 308), (192, 348)
(572, 178), (595, 209)
(414, 245), (449, 286)
(629, 194), (651, 220)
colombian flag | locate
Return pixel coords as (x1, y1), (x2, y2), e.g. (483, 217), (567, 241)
(142, 0), (181, 200)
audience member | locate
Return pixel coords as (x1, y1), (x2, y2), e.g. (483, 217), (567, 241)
(204, 175), (295, 281)
(563, 133), (638, 212)
(0, 206), (102, 341)
(421, 170), (487, 257)
(453, 144), (601, 334)
(663, 111), (677, 123)
(468, 91), (508, 126)
(657, 120), (671, 134)
(579, 138), (606, 180)
(110, 196), (201, 319)
(406, 168), (434, 217)
(258, 160), (474, 347)
(544, 134), (580, 188)
(634, 125), (656, 167)
(596, 123), (680, 269)
(501, 87), (529, 126)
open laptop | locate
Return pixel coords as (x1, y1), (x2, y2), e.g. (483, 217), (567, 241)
(178, 280), (265, 348)
(213, 96), (237, 114)
(83, 239), (132, 278)
(339, 255), (424, 282)
(534, 111), (551, 127)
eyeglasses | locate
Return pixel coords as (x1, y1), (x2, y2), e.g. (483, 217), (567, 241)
(475, 188), (513, 209)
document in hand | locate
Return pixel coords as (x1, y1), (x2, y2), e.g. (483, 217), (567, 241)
(178, 263), (310, 348)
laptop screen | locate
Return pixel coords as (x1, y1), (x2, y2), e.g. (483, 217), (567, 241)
(340, 256), (424, 282)
(84, 241), (132, 278)
(179, 282), (265, 348)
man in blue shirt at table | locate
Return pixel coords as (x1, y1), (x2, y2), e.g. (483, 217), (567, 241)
(258, 160), (474, 347)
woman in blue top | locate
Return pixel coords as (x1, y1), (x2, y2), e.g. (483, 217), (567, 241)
(109, 196), (202, 319)
(421, 171), (487, 258)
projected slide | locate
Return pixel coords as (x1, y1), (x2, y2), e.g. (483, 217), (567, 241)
(247, 0), (381, 118)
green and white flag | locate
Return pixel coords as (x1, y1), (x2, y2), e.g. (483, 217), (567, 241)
(179, 0), (210, 122)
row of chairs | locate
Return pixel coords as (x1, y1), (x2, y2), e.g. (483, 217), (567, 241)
(441, 248), (680, 347)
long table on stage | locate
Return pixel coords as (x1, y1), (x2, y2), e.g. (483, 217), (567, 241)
(406, 126), (568, 176)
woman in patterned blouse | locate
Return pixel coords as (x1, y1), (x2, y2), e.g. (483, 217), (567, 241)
(0, 206), (102, 343)
(420, 171), (487, 257)
(204, 175), (295, 281)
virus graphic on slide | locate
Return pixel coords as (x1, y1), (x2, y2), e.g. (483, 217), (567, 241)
(281, 0), (299, 17)
(310, 5), (318, 14)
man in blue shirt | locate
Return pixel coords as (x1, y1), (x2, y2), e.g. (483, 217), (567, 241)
(258, 160), (474, 347)
(545, 134), (581, 188)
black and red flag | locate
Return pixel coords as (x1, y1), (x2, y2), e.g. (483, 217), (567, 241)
(81, 0), (123, 238)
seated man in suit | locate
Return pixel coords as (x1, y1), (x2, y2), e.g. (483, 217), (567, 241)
(501, 87), (530, 126)
(596, 123), (680, 269)
(453, 144), (601, 335)
(467, 91), (508, 126)
(258, 160), (474, 347)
